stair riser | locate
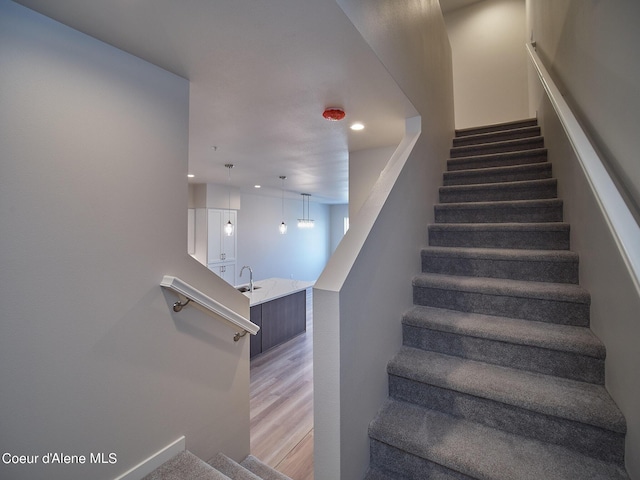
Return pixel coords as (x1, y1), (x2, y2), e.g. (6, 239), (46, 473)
(439, 181), (557, 203)
(448, 153), (548, 172)
(402, 324), (603, 383)
(434, 203), (563, 223)
(453, 127), (541, 147)
(421, 253), (578, 283)
(412, 286), (590, 326)
(428, 227), (570, 250)
(389, 376), (624, 465)
(369, 439), (473, 480)
(456, 119), (538, 137)
(443, 164), (552, 186)
(450, 138), (544, 158)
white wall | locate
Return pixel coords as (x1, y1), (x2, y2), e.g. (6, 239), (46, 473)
(314, 0), (455, 477)
(236, 193), (331, 283)
(349, 145), (397, 218)
(329, 204), (349, 254)
(528, 1), (640, 476)
(527, 0), (640, 219)
(444, 0), (529, 128)
(0, 2), (251, 479)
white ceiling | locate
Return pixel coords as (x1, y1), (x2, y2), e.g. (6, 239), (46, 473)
(14, 0), (482, 203)
(14, 0), (421, 204)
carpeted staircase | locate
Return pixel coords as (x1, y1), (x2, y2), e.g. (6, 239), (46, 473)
(143, 451), (292, 480)
(366, 119), (630, 479)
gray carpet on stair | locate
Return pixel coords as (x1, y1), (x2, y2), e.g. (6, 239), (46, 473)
(443, 161), (552, 186)
(402, 306), (605, 383)
(367, 118), (629, 479)
(421, 246), (579, 283)
(388, 347), (625, 432)
(370, 400), (629, 480)
(428, 222), (570, 250)
(240, 455), (292, 480)
(413, 272), (590, 325)
(142, 451), (230, 480)
(143, 451), (291, 480)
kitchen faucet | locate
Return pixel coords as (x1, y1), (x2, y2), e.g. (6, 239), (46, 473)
(240, 265), (254, 292)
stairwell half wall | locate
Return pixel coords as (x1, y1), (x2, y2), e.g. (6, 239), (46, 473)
(314, 1), (455, 478)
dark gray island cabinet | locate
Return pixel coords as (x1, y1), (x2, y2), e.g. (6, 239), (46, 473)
(239, 278), (313, 359)
(249, 290), (306, 358)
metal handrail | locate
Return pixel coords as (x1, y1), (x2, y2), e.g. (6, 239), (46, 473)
(160, 275), (259, 340)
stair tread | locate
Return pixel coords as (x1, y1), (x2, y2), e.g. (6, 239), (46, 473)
(435, 198), (562, 209)
(429, 222), (569, 232)
(370, 400), (630, 480)
(444, 161), (550, 177)
(240, 455), (292, 480)
(440, 177), (556, 193)
(413, 272), (589, 303)
(143, 451), (231, 480)
(209, 453), (261, 480)
(455, 118), (538, 137)
(403, 305), (604, 358)
(451, 137), (544, 156)
(363, 468), (407, 480)
(421, 245), (578, 263)
(389, 346), (623, 432)
(447, 148), (547, 165)
(452, 126), (541, 146)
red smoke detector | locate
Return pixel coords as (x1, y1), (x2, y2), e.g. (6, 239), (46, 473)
(322, 107), (346, 121)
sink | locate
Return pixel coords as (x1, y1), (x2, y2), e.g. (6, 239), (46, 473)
(237, 285), (261, 293)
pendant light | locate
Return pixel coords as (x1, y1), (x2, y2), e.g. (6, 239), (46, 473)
(224, 163), (234, 236)
(297, 193), (314, 229)
(278, 175), (288, 234)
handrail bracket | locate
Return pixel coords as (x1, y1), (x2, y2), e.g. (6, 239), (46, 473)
(173, 297), (191, 312)
(233, 330), (248, 342)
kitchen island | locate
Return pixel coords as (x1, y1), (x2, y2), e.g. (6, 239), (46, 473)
(238, 278), (314, 358)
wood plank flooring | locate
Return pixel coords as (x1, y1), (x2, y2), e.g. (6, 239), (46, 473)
(250, 290), (314, 480)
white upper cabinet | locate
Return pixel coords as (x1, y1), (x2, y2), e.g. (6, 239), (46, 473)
(207, 208), (237, 264)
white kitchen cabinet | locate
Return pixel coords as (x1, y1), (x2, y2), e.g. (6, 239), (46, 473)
(208, 262), (236, 285)
(192, 208), (238, 285)
(207, 209), (237, 264)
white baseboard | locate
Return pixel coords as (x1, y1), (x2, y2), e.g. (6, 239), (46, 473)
(114, 436), (185, 480)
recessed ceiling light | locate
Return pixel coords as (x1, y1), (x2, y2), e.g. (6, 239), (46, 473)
(187, 174), (195, 178)
(350, 122), (365, 131)
(254, 185), (261, 189)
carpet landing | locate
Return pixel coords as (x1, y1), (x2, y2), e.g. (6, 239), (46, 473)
(365, 119), (630, 479)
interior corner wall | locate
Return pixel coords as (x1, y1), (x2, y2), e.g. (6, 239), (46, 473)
(444, 0), (529, 129)
(0, 2), (250, 479)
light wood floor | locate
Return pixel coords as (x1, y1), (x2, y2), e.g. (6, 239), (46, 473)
(250, 290), (314, 480)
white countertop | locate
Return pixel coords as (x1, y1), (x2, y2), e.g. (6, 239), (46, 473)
(237, 277), (314, 306)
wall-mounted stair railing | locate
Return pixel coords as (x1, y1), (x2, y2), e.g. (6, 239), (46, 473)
(527, 42), (640, 297)
(161, 275), (259, 341)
